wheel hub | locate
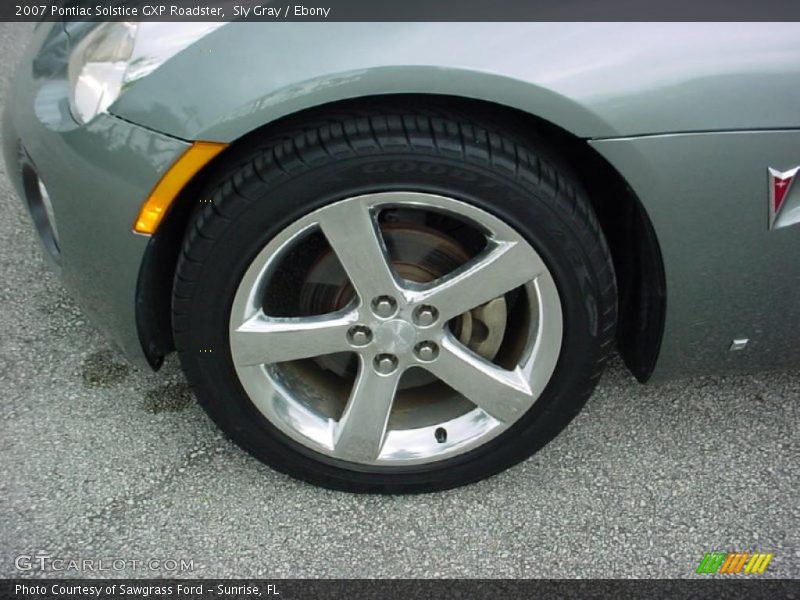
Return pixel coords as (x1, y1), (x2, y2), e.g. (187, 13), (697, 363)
(373, 319), (416, 356)
(300, 224), (508, 383)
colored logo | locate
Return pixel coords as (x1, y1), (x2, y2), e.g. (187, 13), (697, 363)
(768, 166), (799, 230)
(696, 552), (773, 575)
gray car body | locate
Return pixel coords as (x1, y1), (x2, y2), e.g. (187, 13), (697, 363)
(4, 22), (800, 382)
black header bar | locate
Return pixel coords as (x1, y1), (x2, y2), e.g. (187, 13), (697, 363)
(4, 0), (800, 22)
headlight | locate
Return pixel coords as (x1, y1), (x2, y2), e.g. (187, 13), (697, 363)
(68, 22), (138, 124)
(67, 23), (224, 124)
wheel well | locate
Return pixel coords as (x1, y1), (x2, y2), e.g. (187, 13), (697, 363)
(135, 94), (665, 381)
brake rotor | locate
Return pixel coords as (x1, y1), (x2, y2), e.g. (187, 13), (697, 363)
(298, 222), (508, 386)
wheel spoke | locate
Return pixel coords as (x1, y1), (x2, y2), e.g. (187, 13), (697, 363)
(334, 358), (402, 462)
(317, 199), (400, 304)
(422, 336), (535, 423)
(412, 240), (545, 322)
(230, 310), (358, 366)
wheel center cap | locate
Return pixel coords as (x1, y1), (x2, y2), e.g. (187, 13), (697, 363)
(374, 319), (416, 355)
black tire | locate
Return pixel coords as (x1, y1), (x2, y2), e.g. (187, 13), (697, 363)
(172, 102), (617, 493)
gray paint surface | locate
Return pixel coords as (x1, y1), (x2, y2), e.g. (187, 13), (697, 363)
(3, 23), (188, 366)
(112, 23), (800, 141)
(593, 130), (800, 380)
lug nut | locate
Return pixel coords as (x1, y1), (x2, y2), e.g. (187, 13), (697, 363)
(371, 295), (397, 318)
(413, 305), (439, 326)
(374, 353), (399, 374)
(414, 341), (439, 362)
(347, 325), (372, 347)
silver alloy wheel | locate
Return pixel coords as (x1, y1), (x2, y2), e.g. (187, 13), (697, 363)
(228, 192), (563, 466)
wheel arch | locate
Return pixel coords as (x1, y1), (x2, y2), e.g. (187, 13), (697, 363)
(135, 94), (666, 381)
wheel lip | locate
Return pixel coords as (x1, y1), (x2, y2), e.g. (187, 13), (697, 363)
(228, 191), (563, 467)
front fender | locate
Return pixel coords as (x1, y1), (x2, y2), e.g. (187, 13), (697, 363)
(109, 22), (800, 143)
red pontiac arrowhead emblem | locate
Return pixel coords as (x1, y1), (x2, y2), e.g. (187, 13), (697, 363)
(774, 176), (792, 210)
(768, 166), (799, 229)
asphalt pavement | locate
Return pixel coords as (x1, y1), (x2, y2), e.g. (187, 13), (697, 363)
(0, 22), (798, 579)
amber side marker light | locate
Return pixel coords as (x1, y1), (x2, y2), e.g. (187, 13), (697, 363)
(134, 141), (228, 235)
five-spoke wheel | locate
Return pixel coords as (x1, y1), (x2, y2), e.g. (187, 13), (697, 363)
(229, 192), (562, 465)
(173, 105), (616, 492)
